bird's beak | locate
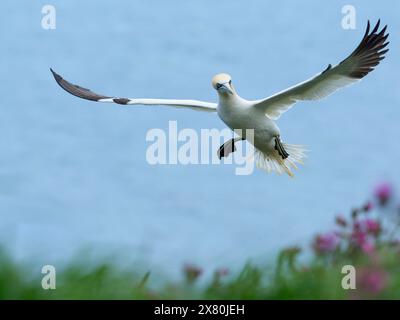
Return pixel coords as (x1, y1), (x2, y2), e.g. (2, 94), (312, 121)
(219, 83), (233, 94)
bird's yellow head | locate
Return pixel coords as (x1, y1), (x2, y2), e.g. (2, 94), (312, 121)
(211, 73), (233, 95)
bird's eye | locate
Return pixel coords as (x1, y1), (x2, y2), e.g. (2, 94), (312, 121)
(229, 80), (232, 85)
(216, 83), (222, 89)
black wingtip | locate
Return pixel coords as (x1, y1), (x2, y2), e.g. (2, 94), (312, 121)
(50, 68), (62, 82)
(371, 19), (380, 34)
(50, 68), (112, 101)
(343, 19), (389, 79)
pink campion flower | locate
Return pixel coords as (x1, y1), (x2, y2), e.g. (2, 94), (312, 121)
(358, 268), (388, 295)
(355, 218), (381, 236)
(183, 263), (202, 283)
(215, 268), (229, 277)
(212, 267), (230, 287)
(351, 229), (367, 246)
(374, 183), (393, 205)
(351, 230), (375, 254)
(352, 218), (380, 253)
(363, 201), (374, 212)
(363, 218), (381, 235)
(313, 232), (340, 253)
(335, 215), (347, 227)
(360, 240), (375, 254)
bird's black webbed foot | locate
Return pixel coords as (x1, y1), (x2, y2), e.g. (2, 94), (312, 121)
(218, 137), (244, 159)
(274, 136), (290, 159)
(218, 138), (236, 159)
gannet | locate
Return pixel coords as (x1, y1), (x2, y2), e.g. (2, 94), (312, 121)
(51, 20), (389, 177)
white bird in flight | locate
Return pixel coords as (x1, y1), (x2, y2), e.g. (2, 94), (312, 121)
(51, 20), (389, 177)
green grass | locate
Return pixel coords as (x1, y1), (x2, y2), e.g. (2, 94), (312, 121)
(1, 183), (399, 299)
(0, 245), (399, 299)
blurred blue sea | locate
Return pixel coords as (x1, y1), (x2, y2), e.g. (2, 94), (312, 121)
(1, 0), (399, 275)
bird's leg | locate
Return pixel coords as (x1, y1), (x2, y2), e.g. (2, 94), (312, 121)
(217, 137), (245, 159)
(274, 136), (290, 159)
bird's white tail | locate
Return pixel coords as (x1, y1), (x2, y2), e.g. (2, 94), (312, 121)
(253, 143), (307, 177)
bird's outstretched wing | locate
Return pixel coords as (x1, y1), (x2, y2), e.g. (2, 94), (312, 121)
(50, 69), (217, 112)
(253, 20), (389, 120)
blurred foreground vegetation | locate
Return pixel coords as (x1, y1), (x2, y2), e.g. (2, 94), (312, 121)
(1, 183), (400, 299)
